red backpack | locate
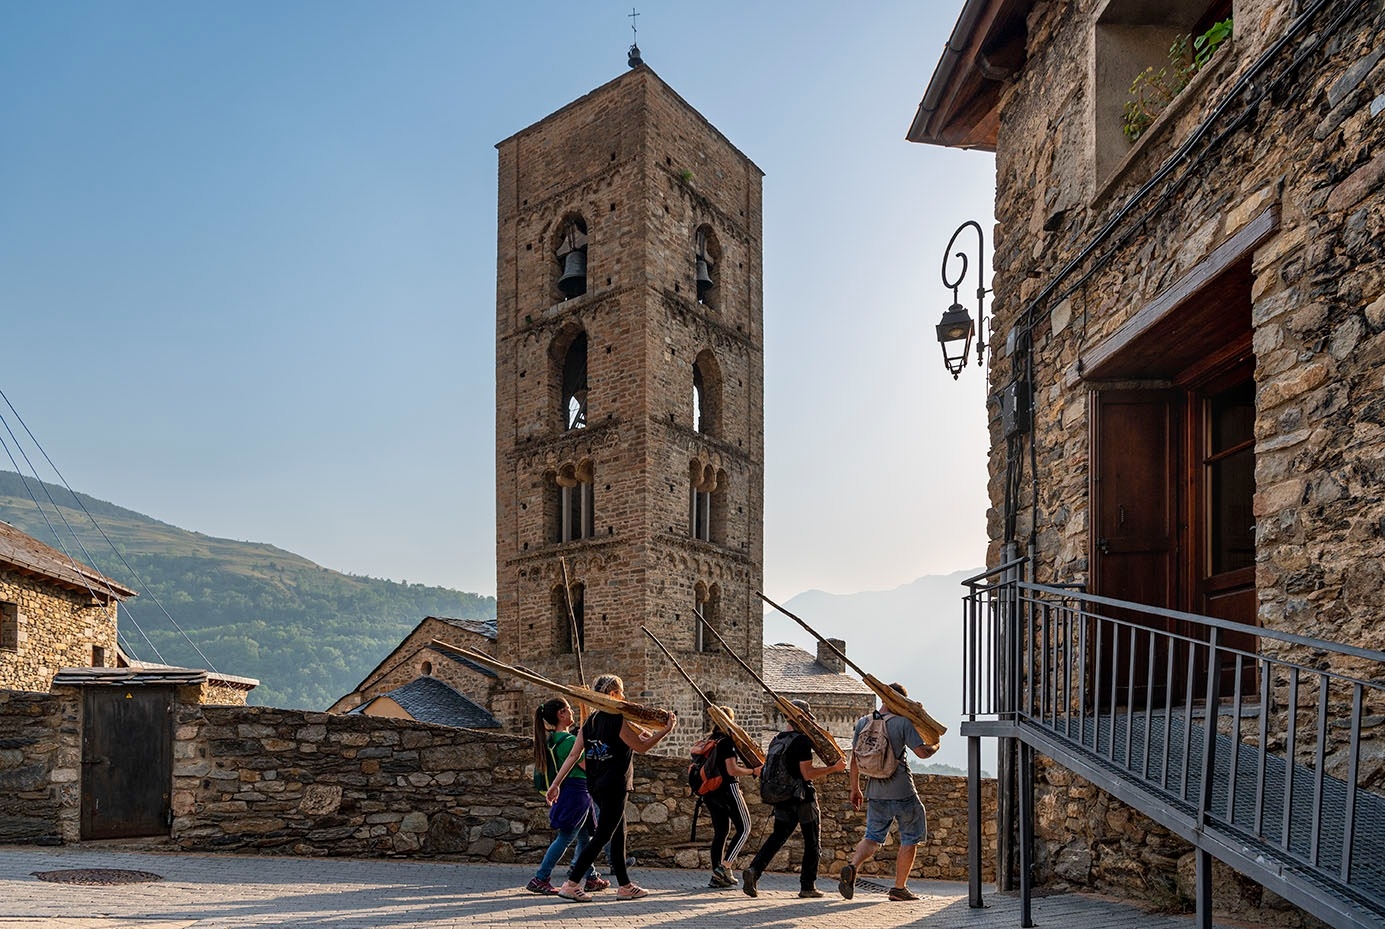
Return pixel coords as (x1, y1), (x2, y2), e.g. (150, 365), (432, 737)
(687, 735), (725, 795)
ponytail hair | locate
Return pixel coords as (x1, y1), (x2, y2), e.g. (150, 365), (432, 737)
(533, 698), (568, 773)
(712, 705), (735, 735)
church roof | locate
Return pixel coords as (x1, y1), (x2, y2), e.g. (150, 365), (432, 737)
(432, 616), (497, 639)
(762, 642), (874, 696)
(349, 675), (501, 729)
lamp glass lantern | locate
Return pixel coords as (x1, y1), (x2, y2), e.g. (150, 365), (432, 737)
(936, 219), (989, 380)
(936, 302), (975, 380)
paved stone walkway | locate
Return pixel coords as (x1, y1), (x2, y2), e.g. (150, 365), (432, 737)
(0, 845), (1225, 928)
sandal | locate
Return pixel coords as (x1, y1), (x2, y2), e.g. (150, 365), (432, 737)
(616, 883), (649, 900)
(556, 882), (592, 902)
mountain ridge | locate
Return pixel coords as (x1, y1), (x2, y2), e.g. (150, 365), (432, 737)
(0, 470), (495, 709)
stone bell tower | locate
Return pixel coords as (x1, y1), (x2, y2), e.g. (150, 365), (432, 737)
(491, 59), (765, 752)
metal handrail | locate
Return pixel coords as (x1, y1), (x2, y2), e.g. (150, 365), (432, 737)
(963, 574), (1385, 927)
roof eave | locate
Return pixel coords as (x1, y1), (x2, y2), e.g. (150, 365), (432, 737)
(906, 0), (1034, 152)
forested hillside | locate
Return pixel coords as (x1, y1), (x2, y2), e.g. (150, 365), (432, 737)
(0, 471), (494, 709)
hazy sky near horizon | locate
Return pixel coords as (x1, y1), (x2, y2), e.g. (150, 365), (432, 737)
(1, 1), (995, 601)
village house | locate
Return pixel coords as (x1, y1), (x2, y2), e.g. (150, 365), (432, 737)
(1, 518), (256, 705)
(1, 518), (134, 690)
(912, 0), (1384, 926)
(327, 615), (501, 728)
(762, 640), (876, 748)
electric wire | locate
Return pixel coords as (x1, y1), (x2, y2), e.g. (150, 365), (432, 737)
(0, 423), (167, 664)
(1000, 0), (1368, 575)
(1014, 0), (1364, 338)
(0, 389), (219, 672)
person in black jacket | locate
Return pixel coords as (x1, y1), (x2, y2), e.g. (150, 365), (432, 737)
(742, 699), (846, 899)
(702, 706), (762, 888)
(546, 674), (677, 902)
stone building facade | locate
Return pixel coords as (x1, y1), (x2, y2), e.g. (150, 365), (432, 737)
(0, 520), (133, 692)
(762, 640), (877, 748)
(327, 616), (498, 717)
(912, 0), (1384, 918)
(492, 61), (766, 752)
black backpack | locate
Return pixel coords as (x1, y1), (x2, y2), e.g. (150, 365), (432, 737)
(759, 731), (806, 804)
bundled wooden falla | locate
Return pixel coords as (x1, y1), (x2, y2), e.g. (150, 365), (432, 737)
(692, 608), (846, 766)
(759, 592), (947, 749)
(427, 639), (674, 730)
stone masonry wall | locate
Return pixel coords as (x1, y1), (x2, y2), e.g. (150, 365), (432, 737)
(0, 692), (995, 881)
(981, 0), (1385, 919)
(166, 703), (992, 881)
(0, 688), (76, 844)
(0, 567), (119, 692)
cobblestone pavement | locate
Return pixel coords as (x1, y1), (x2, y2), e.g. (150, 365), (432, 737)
(0, 845), (1221, 928)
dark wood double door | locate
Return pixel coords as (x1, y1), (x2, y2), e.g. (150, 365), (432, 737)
(1089, 351), (1258, 708)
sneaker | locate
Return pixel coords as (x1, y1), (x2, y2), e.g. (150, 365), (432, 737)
(838, 863), (855, 900)
(556, 881), (592, 902)
(742, 868), (759, 898)
(616, 883), (649, 900)
(799, 887), (825, 898)
(887, 886), (921, 902)
(584, 876), (610, 893)
(525, 877), (556, 895)
(709, 866), (737, 888)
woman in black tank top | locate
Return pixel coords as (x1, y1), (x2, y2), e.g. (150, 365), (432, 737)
(546, 674), (677, 901)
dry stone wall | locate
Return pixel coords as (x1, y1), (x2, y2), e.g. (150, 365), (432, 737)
(0, 689), (74, 844)
(0, 692), (994, 882)
(170, 704), (993, 881)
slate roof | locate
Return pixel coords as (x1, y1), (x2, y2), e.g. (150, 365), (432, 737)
(52, 666), (207, 686)
(0, 520), (137, 600)
(761, 642), (875, 695)
(431, 616), (497, 640)
(349, 675), (501, 729)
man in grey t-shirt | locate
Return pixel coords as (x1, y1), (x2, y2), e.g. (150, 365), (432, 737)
(837, 682), (937, 902)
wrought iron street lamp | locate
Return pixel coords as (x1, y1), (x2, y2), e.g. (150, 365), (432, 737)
(937, 220), (990, 379)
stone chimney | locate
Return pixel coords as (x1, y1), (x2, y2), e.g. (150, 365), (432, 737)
(816, 638), (847, 674)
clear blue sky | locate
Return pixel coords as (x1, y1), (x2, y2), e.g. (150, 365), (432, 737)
(1, 1), (995, 601)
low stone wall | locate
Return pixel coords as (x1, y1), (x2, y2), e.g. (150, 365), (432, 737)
(0, 689), (73, 844)
(0, 693), (996, 883)
(172, 704), (995, 882)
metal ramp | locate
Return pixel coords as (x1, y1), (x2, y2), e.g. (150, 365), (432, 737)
(961, 562), (1385, 929)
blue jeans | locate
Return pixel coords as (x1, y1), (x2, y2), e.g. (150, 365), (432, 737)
(535, 821), (597, 882)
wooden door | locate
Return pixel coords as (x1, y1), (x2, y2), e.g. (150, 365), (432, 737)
(1187, 370), (1258, 698)
(1090, 389), (1180, 707)
(81, 686), (173, 839)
